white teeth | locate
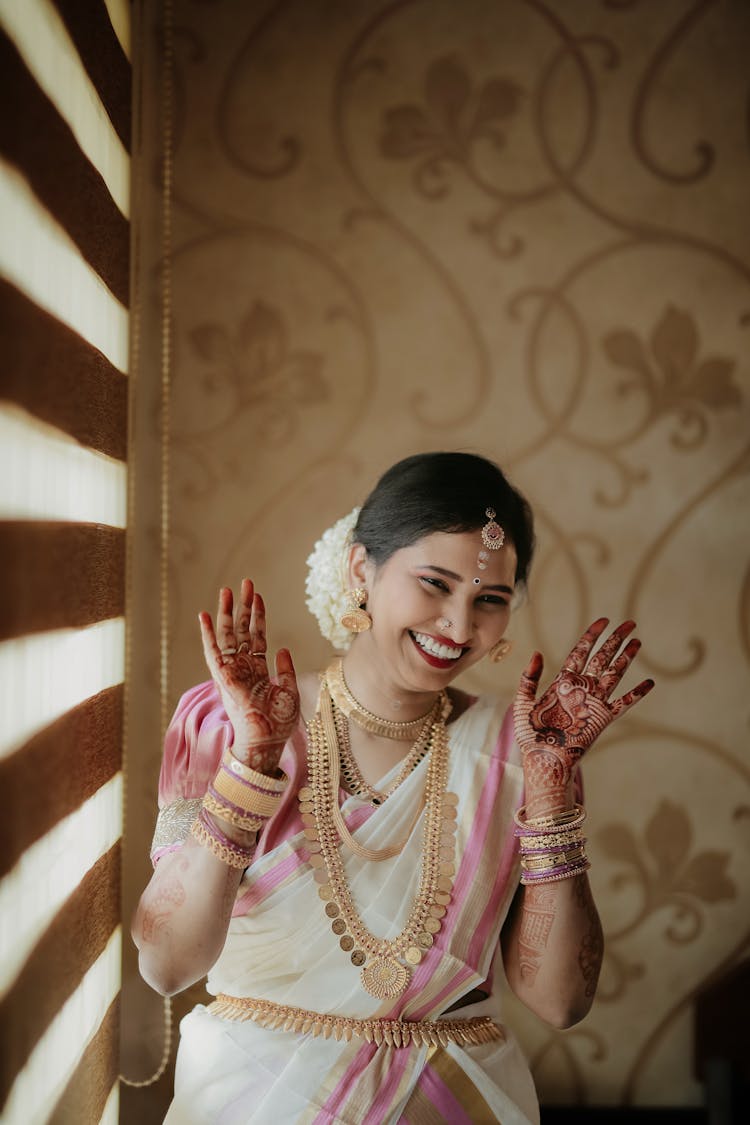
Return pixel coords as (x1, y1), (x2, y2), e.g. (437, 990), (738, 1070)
(412, 632), (463, 660)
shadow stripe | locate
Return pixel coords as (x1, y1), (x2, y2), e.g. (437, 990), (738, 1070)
(0, 31), (129, 305)
(0, 522), (125, 641)
(50, 0), (131, 152)
(48, 994), (121, 1125)
(0, 685), (123, 879)
(0, 843), (121, 1111)
(0, 279), (128, 458)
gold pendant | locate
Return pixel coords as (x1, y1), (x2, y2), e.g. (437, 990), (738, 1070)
(360, 957), (410, 998)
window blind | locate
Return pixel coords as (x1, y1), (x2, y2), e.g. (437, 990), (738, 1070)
(0, 1), (131, 1121)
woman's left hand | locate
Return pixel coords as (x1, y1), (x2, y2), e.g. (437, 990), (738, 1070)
(199, 579), (299, 775)
(513, 618), (654, 811)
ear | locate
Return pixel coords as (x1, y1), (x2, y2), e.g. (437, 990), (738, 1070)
(346, 542), (370, 589)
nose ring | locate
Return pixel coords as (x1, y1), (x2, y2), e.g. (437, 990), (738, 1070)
(437, 617), (452, 630)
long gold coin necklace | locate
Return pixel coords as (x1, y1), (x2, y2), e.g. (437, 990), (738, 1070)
(301, 664), (459, 999)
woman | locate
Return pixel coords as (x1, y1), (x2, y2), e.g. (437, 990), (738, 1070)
(133, 452), (653, 1124)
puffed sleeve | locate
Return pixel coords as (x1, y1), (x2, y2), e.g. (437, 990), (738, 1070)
(149, 680), (232, 865)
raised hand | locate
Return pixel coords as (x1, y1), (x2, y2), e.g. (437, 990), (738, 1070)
(513, 619), (654, 816)
(199, 579), (300, 776)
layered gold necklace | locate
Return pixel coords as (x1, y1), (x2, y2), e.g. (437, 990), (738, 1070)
(302, 663), (459, 999)
(333, 700), (438, 807)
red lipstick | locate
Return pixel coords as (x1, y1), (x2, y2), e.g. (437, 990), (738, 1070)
(409, 632), (465, 670)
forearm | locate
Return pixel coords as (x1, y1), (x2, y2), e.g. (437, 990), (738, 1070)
(131, 830), (250, 996)
(501, 774), (603, 1027)
(501, 871), (603, 1028)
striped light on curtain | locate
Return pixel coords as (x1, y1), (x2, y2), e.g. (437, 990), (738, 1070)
(0, 1), (131, 1122)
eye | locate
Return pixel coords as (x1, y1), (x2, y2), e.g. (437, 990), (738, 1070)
(419, 576), (449, 592)
(477, 594), (508, 608)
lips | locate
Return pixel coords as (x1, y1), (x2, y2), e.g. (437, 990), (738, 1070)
(409, 631), (467, 669)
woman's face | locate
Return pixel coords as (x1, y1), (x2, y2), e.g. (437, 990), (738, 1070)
(351, 530), (518, 693)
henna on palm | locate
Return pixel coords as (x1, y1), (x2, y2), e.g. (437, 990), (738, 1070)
(231, 679), (299, 771)
(199, 581), (300, 776)
(514, 620), (654, 810)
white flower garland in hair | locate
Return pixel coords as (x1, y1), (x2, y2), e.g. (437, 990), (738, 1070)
(305, 507), (361, 649)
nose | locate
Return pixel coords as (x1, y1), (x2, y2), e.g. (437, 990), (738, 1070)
(438, 606), (473, 647)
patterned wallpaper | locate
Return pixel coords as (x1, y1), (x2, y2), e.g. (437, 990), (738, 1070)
(123, 0), (750, 1112)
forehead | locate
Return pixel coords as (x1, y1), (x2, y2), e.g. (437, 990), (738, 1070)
(392, 530), (517, 587)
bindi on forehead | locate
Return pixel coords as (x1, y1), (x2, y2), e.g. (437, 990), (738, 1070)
(419, 565), (513, 595)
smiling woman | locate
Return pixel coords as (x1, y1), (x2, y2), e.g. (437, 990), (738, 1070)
(132, 451), (654, 1124)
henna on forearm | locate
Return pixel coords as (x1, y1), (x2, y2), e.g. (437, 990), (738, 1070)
(140, 856), (188, 945)
(516, 884), (556, 985)
(523, 749), (574, 818)
(574, 874), (604, 997)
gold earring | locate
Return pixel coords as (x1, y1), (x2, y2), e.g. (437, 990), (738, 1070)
(488, 638), (512, 663)
(340, 587), (372, 633)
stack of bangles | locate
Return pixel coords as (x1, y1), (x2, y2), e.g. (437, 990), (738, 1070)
(514, 803), (589, 885)
(190, 750), (288, 869)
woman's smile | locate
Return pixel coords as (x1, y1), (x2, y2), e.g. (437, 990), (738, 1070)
(408, 630), (467, 668)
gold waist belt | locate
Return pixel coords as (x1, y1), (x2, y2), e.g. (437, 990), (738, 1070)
(208, 993), (504, 1049)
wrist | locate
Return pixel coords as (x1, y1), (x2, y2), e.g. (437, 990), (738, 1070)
(229, 742), (285, 777)
(523, 782), (576, 820)
(205, 811), (257, 849)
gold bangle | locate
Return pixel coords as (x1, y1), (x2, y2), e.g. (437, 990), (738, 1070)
(521, 847), (588, 871)
(517, 829), (585, 849)
(190, 815), (253, 869)
(515, 803), (586, 831)
(212, 770), (284, 818)
(222, 750), (288, 792)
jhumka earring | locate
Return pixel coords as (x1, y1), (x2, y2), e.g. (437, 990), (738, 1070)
(340, 588), (372, 633)
(488, 638), (512, 663)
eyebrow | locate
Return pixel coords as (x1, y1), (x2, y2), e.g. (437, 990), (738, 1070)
(420, 565), (514, 595)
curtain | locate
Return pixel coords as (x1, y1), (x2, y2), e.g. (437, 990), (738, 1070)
(0, 1), (131, 1121)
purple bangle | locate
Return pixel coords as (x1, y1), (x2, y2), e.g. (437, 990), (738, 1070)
(521, 858), (590, 882)
(206, 784), (270, 822)
(198, 808), (254, 856)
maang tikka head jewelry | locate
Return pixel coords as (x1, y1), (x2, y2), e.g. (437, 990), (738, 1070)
(475, 507), (505, 584)
(340, 587), (372, 633)
(481, 508), (505, 550)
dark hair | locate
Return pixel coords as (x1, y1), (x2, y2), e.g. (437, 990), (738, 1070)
(353, 451), (535, 588)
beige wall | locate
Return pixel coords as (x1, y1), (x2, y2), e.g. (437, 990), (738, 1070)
(122, 0), (750, 1115)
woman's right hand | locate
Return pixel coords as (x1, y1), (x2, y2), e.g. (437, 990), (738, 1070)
(198, 579), (299, 776)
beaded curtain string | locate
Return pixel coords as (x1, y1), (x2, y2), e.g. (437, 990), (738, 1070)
(120, 0), (174, 1089)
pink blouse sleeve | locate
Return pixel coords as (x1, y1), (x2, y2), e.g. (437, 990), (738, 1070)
(150, 680), (232, 863)
(158, 680), (232, 806)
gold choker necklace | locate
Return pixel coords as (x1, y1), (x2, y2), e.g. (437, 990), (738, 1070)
(303, 666), (458, 999)
(326, 657), (440, 741)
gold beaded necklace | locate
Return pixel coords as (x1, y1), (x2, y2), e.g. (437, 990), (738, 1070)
(302, 666), (459, 999)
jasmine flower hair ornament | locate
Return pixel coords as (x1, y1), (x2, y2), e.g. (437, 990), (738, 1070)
(305, 507), (361, 649)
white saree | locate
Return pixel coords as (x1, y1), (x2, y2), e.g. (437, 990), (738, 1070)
(153, 683), (539, 1124)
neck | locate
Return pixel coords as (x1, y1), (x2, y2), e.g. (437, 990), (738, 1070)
(341, 638), (441, 724)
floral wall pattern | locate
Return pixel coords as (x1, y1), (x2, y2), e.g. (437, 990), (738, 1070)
(123, 0), (750, 1115)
